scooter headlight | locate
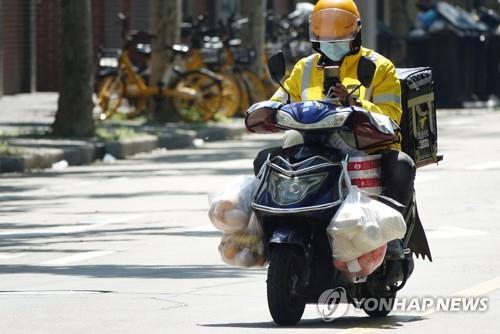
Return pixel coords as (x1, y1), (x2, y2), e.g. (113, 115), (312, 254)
(269, 171), (327, 206)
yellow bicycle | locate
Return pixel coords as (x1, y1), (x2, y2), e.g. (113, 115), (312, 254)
(95, 14), (223, 123)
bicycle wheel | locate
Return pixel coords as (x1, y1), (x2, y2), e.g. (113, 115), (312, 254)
(241, 70), (268, 104)
(95, 75), (124, 121)
(233, 71), (251, 116)
(218, 71), (244, 119)
(262, 76), (280, 99)
(170, 71), (223, 123)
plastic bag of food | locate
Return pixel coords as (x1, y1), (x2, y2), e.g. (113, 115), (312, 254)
(333, 244), (387, 277)
(208, 176), (258, 234)
(218, 213), (267, 268)
(327, 162), (406, 262)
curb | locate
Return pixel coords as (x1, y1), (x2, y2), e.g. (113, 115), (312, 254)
(157, 130), (197, 150)
(103, 134), (158, 159)
(0, 139), (97, 173)
(5, 138), (98, 165)
(0, 123), (246, 174)
(136, 127), (197, 150)
(196, 125), (245, 142)
(0, 151), (62, 173)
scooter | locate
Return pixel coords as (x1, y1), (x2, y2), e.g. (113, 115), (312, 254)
(245, 52), (432, 326)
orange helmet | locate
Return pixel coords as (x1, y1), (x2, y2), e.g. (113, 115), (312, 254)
(310, 0), (362, 42)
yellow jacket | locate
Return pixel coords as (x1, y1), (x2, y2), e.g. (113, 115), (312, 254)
(271, 47), (403, 150)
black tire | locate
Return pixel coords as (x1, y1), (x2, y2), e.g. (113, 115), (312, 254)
(361, 292), (396, 317)
(94, 74), (126, 121)
(267, 245), (306, 326)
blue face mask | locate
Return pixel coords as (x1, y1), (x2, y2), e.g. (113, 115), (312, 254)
(320, 41), (351, 62)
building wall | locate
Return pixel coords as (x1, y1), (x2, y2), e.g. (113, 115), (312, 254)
(104, 0), (123, 49)
(130, 0), (150, 31)
(35, 0), (137, 92)
(36, 0), (62, 92)
(274, 0), (298, 15)
(92, 0), (106, 51)
(2, 0), (28, 95)
(5, 0), (496, 95)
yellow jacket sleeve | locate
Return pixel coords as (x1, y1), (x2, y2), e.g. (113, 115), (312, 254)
(359, 61), (403, 125)
(270, 58), (304, 103)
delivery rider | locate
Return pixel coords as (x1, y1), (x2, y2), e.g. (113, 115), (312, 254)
(254, 0), (415, 259)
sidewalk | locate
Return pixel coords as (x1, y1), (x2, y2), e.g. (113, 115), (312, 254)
(0, 93), (246, 173)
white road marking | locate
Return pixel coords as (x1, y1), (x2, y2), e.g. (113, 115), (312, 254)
(158, 159), (254, 170)
(338, 275), (500, 334)
(467, 161), (500, 170)
(425, 225), (487, 239)
(0, 215), (144, 237)
(39, 250), (115, 266)
(451, 275), (500, 298)
(48, 181), (98, 191)
(0, 290), (107, 295)
(0, 253), (24, 260)
(0, 223), (111, 237)
(415, 174), (438, 184)
(182, 225), (218, 232)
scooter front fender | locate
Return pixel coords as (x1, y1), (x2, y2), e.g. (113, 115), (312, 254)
(269, 226), (308, 250)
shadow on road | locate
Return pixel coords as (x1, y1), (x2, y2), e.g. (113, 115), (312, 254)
(0, 264), (266, 280)
(200, 314), (426, 330)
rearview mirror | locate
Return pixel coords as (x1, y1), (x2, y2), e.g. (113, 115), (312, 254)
(357, 56), (376, 88)
(267, 51), (286, 84)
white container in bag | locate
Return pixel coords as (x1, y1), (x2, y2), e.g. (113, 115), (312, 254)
(327, 161), (406, 262)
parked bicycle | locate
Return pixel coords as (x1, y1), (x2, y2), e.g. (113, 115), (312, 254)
(183, 15), (278, 118)
(95, 13), (223, 123)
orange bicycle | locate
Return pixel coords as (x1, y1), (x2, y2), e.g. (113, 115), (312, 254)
(95, 14), (223, 122)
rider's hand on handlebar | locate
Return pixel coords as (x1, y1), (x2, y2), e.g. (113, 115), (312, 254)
(331, 83), (356, 106)
(262, 117), (280, 133)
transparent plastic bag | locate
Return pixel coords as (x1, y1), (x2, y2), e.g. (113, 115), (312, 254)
(208, 176), (258, 234)
(327, 162), (406, 262)
(218, 213), (267, 268)
(333, 244), (387, 277)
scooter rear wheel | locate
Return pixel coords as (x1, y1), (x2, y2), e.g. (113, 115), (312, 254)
(267, 245), (306, 326)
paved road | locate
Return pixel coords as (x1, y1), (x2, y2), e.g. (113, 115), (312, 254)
(1, 110), (499, 333)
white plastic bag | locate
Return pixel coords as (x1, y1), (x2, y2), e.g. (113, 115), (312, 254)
(218, 213), (267, 268)
(327, 161), (407, 262)
(208, 176), (258, 234)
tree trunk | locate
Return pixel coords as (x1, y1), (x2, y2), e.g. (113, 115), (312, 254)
(388, 0), (411, 67)
(251, 0), (267, 77)
(148, 0), (182, 123)
(53, 0), (94, 137)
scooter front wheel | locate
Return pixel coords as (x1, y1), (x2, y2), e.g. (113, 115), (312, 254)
(267, 245), (306, 326)
(361, 291), (396, 317)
